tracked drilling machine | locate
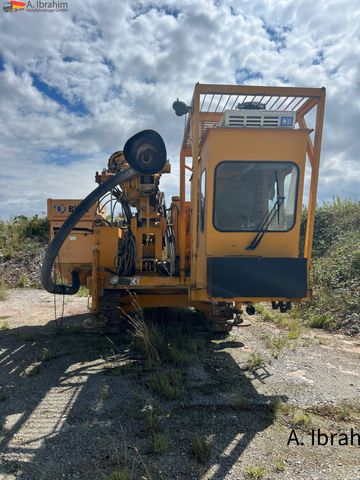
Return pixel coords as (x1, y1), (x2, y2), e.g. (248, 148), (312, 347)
(42, 84), (326, 332)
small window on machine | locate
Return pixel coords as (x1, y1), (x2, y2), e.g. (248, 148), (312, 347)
(213, 161), (298, 232)
(199, 169), (206, 231)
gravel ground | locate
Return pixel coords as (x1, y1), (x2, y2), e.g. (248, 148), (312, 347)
(0, 289), (359, 480)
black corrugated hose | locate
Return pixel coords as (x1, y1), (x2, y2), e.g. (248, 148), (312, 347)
(41, 167), (136, 295)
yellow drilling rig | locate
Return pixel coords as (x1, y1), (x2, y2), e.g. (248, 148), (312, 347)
(42, 83), (326, 332)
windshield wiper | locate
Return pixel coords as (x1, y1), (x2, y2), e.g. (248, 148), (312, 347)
(246, 195), (285, 250)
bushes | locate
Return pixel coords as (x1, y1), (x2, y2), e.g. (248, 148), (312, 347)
(306, 231), (360, 333)
(301, 199), (360, 258)
(0, 215), (49, 261)
(300, 199), (360, 334)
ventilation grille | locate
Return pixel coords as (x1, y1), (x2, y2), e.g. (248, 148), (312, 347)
(221, 110), (296, 129)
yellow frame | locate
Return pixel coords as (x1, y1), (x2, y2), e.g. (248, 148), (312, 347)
(178, 83), (326, 288)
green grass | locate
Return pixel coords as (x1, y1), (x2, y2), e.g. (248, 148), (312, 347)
(129, 306), (204, 368)
(153, 434), (169, 454)
(191, 434), (213, 464)
(149, 370), (181, 400)
(246, 465), (266, 479)
(76, 286), (89, 297)
(0, 279), (9, 301)
(274, 459), (286, 472)
(102, 384), (110, 400)
(107, 468), (132, 480)
(0, 320), (9, 331)
(301, 200), (360, 332)
(17, 273), (29, 288)
(262, 333), (288, 358)
(307, 313), (335, 330)
(256, 303), (303, 339)
(309, 402), (360, 422)
(245, 352), (264, 372)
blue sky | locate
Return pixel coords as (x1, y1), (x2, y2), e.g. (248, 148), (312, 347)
(0, 0), (359, 218)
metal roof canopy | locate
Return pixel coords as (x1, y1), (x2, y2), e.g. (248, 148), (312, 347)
(181, 83), (325, 154)
(177, 83), (326, 280)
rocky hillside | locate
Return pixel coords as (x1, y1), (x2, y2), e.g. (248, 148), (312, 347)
(0, 215), (48, 288)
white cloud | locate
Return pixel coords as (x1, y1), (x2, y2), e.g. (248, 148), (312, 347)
(0, 0), (359, 218)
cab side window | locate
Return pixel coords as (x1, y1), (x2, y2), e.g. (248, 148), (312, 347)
(199, 169), (206, 231)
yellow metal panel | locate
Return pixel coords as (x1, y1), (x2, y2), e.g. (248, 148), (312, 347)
(195, 127), (308, 290)
(47, 199), (98, 221)
(50, 221), (94, 264)
(94, 227), (120, 269)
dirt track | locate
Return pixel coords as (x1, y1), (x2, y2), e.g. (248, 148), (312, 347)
(0, 289), (359, 480)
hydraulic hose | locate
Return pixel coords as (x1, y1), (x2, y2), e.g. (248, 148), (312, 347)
(41, 167), (137, 295)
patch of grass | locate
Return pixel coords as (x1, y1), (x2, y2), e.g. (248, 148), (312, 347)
(153, 434), (168, 454)
(278, 404), (312, 430)
(191, 434), (213, 464)
(291, 410), (312, 428)
(263, 334), (288, 358)
(0, 279), (9, 301)
(77, 286), (89, 297)
(149, 370), (181, 400)
(245, 352), (264, 372)
(310, 402), (360, 422)
(17, 273), (29, 288)
(246, 465), (266, 479)
(102, 384), (110, 400)
(107, 468), (132, 480)
(128, 304), (203, 368)
(274, 459), (286, 472)
(0, 320), (10, 331)
(307, 313), (335, 331)
(128, 310), (162, 367)
(143, 405), (160, 434)
(166, 344), (190, 366)
(256, 303), (303, 339)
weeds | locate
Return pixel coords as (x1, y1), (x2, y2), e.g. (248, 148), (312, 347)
(149, 371), (181, 400)
(245, 352), (264, 372)
(191, 434), (213, 464)
(17, 274), (29, 288)
(0, 278), (9, 301)
(153, 434), (168, 454)
(0, 320), (9, 331)
(291, 410), (312, 428)
(77, 286), (90, 297)
(126, 297), (203, 368)
(107, 468), (132, 480)
(307, 313), (335, 331)
(262, 334), (287, 358)
(102, 384), (110, 400)
(246, 465), (266, 479)
(274, 459), (286, 472)
(277, 403), (312, 429)
(256, 303), (303, 339)
(309, 402), (360, 422)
